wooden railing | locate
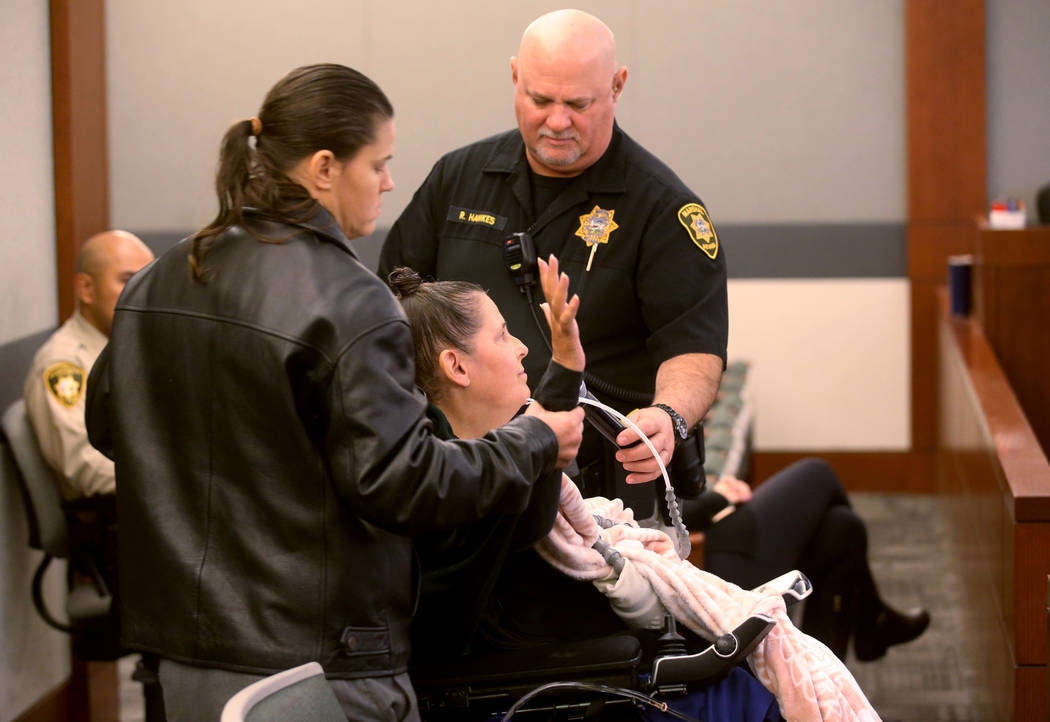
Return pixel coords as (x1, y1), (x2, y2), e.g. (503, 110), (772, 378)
(938, 288), (1050, 720)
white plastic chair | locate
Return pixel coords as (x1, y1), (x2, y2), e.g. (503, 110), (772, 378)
(220, 661), (345, 721)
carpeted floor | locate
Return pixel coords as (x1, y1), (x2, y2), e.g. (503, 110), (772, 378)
(118, 493), (989, 721)
(847, 493), (994, 721)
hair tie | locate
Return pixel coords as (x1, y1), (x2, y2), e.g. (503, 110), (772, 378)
(249, 117), (262, 136)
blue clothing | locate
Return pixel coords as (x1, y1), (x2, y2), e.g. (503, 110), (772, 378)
(643, 667), (782, 722)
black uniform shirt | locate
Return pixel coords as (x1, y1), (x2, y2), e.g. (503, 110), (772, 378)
(380, 123), (728, 410)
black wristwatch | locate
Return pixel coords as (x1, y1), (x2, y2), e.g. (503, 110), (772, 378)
(652, 403), (689, 444)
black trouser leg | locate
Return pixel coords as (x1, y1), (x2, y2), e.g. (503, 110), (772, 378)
(797, 505), (868, 659)
(134, 654), (167, 722)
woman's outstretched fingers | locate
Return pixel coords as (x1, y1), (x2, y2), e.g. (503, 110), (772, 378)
(539, 255), (584, 371)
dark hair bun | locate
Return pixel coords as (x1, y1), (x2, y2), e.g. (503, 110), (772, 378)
(388, 267), (423, 298)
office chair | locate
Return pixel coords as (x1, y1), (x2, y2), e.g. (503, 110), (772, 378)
(220, 661), (346, 722)
(1, 400), (116, 643)
(1, 398), (164, 720)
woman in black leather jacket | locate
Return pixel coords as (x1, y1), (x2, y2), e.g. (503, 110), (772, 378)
(86, 64), (583, 721)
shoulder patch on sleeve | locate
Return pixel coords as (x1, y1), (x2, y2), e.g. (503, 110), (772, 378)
(676, 203), (719, 260)
(43, 362), (86, 408)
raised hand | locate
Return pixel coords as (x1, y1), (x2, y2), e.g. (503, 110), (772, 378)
(537, 255), (584, 372)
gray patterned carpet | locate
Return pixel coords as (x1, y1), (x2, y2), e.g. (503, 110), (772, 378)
(848, 493), (994, 721)
(118, 494), (988, 721)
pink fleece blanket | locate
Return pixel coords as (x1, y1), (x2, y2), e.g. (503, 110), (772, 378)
(535, 478), (880, 722)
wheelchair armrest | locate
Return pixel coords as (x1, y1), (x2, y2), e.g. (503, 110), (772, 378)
(412, 634), (644, 716)
(649, 613), (776, 689)
(751, 569), (812, 608)
(413, 634), (643, 689)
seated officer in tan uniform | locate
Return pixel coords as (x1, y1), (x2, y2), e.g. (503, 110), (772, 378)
(24, 230), (154, 500)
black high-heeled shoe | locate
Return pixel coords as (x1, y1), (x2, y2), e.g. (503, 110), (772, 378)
(853, 604), (930, 661)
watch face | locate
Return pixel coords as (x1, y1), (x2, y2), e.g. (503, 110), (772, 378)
(674, 417), (688, 439)
(656, 403), (688, 440)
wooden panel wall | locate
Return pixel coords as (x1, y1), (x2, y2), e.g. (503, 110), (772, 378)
(906, 0), (986, 490)
(50, 0), (110, 323)
(36, 2), (118, 719)
(974, 224), (1050, 464)
(751, 451), (928, 493)
(755, 1), (988, 494)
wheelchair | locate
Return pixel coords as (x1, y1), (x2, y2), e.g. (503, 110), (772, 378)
(411, 571), (811, 721)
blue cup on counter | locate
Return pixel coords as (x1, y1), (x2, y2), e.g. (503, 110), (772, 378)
(948, 254), (973, 316)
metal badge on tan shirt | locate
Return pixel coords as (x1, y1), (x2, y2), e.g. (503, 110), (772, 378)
(677, 203), (719, 260)
(575, 206), (619, 271)
(44, 362), (86, 408)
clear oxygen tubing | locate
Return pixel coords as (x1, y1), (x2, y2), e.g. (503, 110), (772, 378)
(575, 395), (692, 560)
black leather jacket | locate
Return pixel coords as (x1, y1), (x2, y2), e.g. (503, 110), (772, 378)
(86, 207), (559, 679)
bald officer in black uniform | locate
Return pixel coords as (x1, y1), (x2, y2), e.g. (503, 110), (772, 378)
(380, 9), (727, 519)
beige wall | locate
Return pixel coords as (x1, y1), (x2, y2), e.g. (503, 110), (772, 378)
(107, 0), (905, 229)
(729, 279), (909, 449)
(987, 0), (1050, 217)
(0, 0), (58, 343)
(0, 469), (70, 722)
(0, 3), (70, 718)
(105, 0), (909, 450)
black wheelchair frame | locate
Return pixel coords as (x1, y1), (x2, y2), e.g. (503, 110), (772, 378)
(413, 572), (811, 721)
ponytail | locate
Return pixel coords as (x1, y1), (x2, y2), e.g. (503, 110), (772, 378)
(188, 64), (393, 282)
(189, 119), (254, 281)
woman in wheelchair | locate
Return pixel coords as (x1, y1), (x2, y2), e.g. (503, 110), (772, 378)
(391, 259), (880, 721)
(390, 260), (624, 660)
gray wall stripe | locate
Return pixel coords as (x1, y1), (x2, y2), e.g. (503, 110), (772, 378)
(137, 222), (908, 281)
(720, 223), (907, 279)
